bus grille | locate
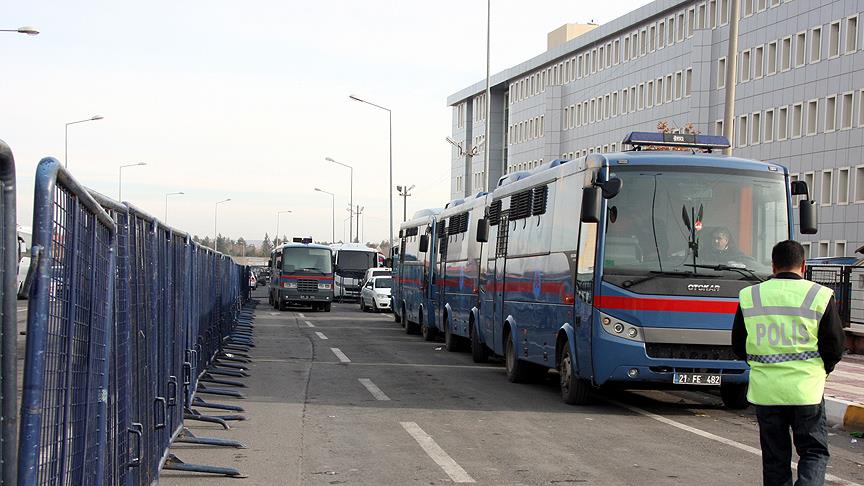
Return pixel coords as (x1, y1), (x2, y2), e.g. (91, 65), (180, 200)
(297, 279), (318, 292)
(645, 343), (737, 361)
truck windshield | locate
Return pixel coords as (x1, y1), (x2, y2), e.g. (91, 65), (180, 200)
(603, 167), (788, 279)
(337, 251), (377, 271)
(281, 248), (332, 273)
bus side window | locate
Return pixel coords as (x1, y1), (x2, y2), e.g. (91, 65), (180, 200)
(575, 221), (598, 303)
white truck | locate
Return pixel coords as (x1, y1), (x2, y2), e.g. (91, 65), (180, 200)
(330, 243), (380, 301)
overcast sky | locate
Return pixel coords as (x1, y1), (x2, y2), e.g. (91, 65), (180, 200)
(3, 0), (650, 245)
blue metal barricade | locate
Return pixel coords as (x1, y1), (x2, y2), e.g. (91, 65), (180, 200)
(18, 158), (115, 486)
(0, 140), (18, 486)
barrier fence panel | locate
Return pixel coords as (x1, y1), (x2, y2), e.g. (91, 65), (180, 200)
(0, 140), (17, 485)
(848, 267), (864, 327)
(806, 265), (852, 327)
(18, 158), (115, 485)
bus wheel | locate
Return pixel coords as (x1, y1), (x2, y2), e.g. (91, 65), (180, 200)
(444, 318), (458, 352)
(324, 303), (332, 312)
(559, 346), (590, 405)
(278, 299), (286, 311)
(505, 333), (532, 383)
(470, 322), (488, 363)
(394, 307), (401, 323)
(720, 382), (749, 410)
(420, 312), (435, 341)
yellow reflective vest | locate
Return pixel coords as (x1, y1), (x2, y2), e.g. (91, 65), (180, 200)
(739, 278), (833, 405)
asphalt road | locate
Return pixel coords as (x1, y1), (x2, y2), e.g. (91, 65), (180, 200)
(161, 290), (864, 485)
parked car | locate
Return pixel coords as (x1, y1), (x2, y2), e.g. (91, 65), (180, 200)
(361, 267), (391, 287)
(359, 276), (392, 312)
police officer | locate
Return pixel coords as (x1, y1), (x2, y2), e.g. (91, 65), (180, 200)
(732, 240), (845, 486)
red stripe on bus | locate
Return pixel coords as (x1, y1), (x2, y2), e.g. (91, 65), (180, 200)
(594, 295), (737, 314)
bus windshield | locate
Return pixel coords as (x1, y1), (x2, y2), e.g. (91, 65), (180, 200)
(603, 167), (788, 279)
(337, 251), (377, 271)
(281, 247), (332, 274)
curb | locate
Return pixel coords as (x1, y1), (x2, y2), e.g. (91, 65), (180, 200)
(826, 396), (864, 431)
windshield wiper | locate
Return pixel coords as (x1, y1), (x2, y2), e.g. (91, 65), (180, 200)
(621, 270), (696, 289)
(684, 263), (765, 282)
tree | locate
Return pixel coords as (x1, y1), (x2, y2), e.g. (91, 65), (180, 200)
(261, 233), (272, 255)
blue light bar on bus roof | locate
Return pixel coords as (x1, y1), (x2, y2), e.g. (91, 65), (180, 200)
(622, 132), (730, 151)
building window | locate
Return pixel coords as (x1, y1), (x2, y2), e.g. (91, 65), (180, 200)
(818, 241), (829, 258)
(640, 28), (647, 56)
(720, 0), (729, 25)
(668, 16), (676, 45)
(677, 12), (685, 41)
(630, 86), (636, 112)
(622, 89), (629, 114)
(611, 91), (618, 117)
(847, 16), (858, 54)
(829, 21), (841, 58)
(741, 49), (751, 82)
(821, 170), (833, 206)
(795, 32), (806, 67)
(764, 109), (774, 142)
(743, 0), (753, 17)
(835, 241), (847, 257)
(790, 173), (799, 208)
(563, 107), (570, 130)
(860, 90), (864, 127)
(596, 48), (603, 72)
(838, 167), (850, 204)
(697, 3), (706, 29)
(841, 92), (854, 130)
(767, 41), (778, 75)
(806, 99), (819, 135)
(752, 111), (761, 145)
(656, 77), (664, 105)
(687, 7), (696, 36)
(810, 27), (822, 63)
(647, 81), (654, 108)
(604, 94), (610, 119)
(804, 172), (815, 204)
(781, 36), (792, 71)
(825, 95), (836, 132)
(738, 115), (749, 147)
(778, 106), (788, 140)
(801, 242), (811, 258)
(649, 24), (656, 52)
(709, 0), (717, 28)
(791, 103), (803, 138)
(855, 166), (864, 202)
(714, 119), (724, 136)
(576, 104), (582, 126)
(665, 74), (673, 102)
(717, 58), (726, 88)
(757, 0), (766, 11)
(675, 71), (683, 99)
(638, 83), (645, 110)
(754, 45), (764, 78)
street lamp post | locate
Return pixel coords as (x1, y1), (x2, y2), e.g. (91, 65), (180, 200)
(315, 188), (335, 244)
(118, 162), (146, 201)
(275, 210), (292, 246)
(446, 137), (480, 197)
(65, 115), (104, 168)
(0, 26), (39, 35)
(325, 157), (354, 241)
(349, 94), (393, 250)
(164, 191), (184, 223)
(214, 198), (231, 252)
(483, 0), (491, 192)
(397, 185), (414, 222)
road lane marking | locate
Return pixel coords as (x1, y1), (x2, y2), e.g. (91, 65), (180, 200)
(400, 422), (475, 483)
(610, 400), (862, 486)
(298, 313), (306, 318)
(315, 332), (328, 340)
(304, 320), (315, 328)
(358, 378), (390, 401)
(330, 348), (350, 363)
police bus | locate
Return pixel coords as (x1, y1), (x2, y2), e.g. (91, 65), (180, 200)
(268, 239), (334, 312)
(393, 208), (441, 338)
(398, 133), (817, 409)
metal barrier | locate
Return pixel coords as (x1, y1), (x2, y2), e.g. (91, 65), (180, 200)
(18, 158), (253, 485)
(0, 140), (17, 485)
(806, 265), (852, 327)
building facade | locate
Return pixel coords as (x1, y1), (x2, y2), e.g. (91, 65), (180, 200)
(448, 0), (864, 257)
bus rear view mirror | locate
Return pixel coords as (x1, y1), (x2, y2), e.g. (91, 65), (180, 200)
(267, 259), (272, 268)
(791, 180), (809, 196)
(799, 200), (818, 234)
(599, 177), (623, 199)
(419, 235), (430, 252)
(581, 186), (602, 223)
(476, 219), (489, 243)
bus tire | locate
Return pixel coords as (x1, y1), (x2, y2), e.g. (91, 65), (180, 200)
(470, 322), (488, 363)
(394, 308), (401, 323)
(505, 332), (532, 383)
(720, 382), (749, 410)
(324, 303), (332, 312)
(444, 318), (458, 352)
(405, 306), (419, 334)
(559, 346), (591, 405)
(420, 311), (435, 341)
(278, 299), (286, 311)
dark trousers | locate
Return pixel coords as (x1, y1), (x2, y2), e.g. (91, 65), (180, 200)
(755, 401), (829, 486)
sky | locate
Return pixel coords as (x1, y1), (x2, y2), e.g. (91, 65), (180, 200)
(2, 0), (650, 246)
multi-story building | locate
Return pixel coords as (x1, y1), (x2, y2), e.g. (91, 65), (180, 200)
(447, 0), (864, 257)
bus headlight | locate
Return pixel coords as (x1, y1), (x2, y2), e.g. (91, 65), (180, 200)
(283, 282), (297, 289)
(600, 312), (644, 343)
(318, 283), (332, 290)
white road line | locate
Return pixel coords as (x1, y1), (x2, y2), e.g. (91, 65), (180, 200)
(400, 422), (475, 483)
(610, 400), (862, 486)
(314, 331), (328, 340)
(330, 348), (351, 363)
(358, 378), (390, 401)
(304, 320), (315, 328)
(298, 313), (306, 318)
(17, 309), (27, 313)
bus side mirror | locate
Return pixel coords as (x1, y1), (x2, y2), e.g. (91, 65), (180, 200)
(419, 235), (429, 252)
(799, 200), (818, 234)
(598, 177), (622, 199)
(267, 259), (272, 268)
(791, 180), (809, 196)
(476, 219), (489, 243)
(581, 186), (602, 223)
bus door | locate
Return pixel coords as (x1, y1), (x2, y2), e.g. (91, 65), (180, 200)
(573, 205), (599, 380)
(489, 211), (509, 355)
(436, 221), (449, 326)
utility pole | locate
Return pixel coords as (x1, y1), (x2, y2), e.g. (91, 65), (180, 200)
(355, 205), (364, 243)
(397, 185), (414, 222)
(722, 0), (741, 155)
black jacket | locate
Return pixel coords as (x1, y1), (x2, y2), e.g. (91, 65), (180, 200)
(731, 272), (846, 373)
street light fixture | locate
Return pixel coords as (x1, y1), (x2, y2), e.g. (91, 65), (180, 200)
(397, 185), (415, 222)
(349, 94), (394, 250)
(315, 188), (335, 244)
(0, 26), (39, 35)
(325, 156), (355, 242)
(214, 198), (231, 252)
(65, 115), (104, 168)
(118, 162), (146, 201)
(446, 137), (480, 197)
(164, 191), (184, 223)
(275, 210), (292, 246)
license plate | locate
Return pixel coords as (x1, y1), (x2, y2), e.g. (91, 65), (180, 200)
(299, 295), (312, 300)
(673, 373), (721, 385)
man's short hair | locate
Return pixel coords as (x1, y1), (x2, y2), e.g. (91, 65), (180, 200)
(772, 240), (806, 270)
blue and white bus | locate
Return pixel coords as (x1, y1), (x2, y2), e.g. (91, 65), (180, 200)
(403, 133), (817, 408)
(393, 208), (442, 338)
